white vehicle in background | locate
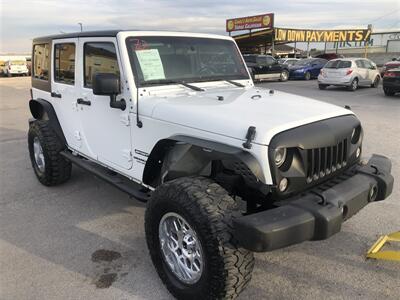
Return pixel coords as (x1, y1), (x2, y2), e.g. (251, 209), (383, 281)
(2, 59), (29, 77)
(318, 58), (381, 91)
(279, 58), (299, 66)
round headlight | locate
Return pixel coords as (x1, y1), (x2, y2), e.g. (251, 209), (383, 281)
(274, 148), (287, 167)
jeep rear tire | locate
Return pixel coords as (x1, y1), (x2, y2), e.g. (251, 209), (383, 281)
(145, 177), (254, 299)
(318, 84), (328, 90)
(28, 120), (71, 186)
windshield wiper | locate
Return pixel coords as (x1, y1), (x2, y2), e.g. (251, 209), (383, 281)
(141, 80), (204, 92)
(225, 79), (245, 87)
(187, 78), (246, 88)
(176, 81), (204, 91)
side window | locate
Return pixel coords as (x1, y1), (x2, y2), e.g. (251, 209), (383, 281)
(256, 56), (266, 65)
(33, 43), (50, 80)
(355, 60), (364, 68)
(363, 60), (374, 69)
(54, 43), (75, 85)
(84, 42), (120, 88)
(266, 56), (275, 65)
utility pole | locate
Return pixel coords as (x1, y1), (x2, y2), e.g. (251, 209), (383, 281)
(78, 22), (83, 32)
(365, 24), (372, 58)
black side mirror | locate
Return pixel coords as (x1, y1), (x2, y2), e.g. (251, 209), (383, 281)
(92, 73), (126, 110)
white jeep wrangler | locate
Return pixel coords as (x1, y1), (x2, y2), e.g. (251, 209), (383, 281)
(28, 30), (393, 299)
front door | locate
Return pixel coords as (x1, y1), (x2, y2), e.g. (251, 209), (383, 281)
(76, 37), (133, 170)
(267, 57), (282, 76)
(355, 60), (369, 85)
(363, 60), (376, 84)
(51, 39), (80, 149)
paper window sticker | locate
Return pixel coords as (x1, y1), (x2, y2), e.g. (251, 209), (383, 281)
(136, 49), (165, 81)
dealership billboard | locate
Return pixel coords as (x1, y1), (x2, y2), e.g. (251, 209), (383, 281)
(226, 13), (274, 32)
(274, 28), (372, 42)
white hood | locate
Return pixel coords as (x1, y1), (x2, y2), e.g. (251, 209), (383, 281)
(148, 86), (353, 146)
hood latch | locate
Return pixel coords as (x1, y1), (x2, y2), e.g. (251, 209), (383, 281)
(243, 126), (256, 149)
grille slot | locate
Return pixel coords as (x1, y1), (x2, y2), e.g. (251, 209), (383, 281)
(307, 139), (348, 183)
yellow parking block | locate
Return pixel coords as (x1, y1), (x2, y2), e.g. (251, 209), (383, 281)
(366, 232), (400, 262)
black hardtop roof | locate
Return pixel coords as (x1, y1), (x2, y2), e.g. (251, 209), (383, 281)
(33, 30), (125, 43)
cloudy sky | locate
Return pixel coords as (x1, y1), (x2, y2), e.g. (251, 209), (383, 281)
(1, 0), (399, 53)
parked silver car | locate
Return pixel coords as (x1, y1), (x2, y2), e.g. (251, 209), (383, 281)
(278, 58), (299, 66)
(318, 58), (381, 91)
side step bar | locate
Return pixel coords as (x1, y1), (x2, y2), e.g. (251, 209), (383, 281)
(60, 151), (151, 202)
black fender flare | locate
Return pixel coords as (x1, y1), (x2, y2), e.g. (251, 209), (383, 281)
(29, 98), (67, 145)
(142, 135), (265, 186)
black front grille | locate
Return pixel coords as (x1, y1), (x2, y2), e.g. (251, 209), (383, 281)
(306, 138), (348, 183)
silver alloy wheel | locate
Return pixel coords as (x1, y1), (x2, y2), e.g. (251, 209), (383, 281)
(351, 79), (358, 90)
(373, 77), (379, 87)
(159, 212), (203, 284)
(33, 137), (45, 172)
(281, 70), (288, 81)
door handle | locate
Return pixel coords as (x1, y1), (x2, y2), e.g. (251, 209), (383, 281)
(77, 98), (91, 106)
(51, 92), (62, 98)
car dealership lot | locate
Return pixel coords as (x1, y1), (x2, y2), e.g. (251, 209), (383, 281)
(1, 77), (399, 300)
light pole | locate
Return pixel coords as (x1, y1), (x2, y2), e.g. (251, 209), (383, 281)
(78, 22), (83, 32)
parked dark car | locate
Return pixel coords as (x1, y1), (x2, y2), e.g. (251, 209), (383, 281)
(381, 57), (400, 77)
(289, 58), (328, 80)
(315, 53), (343, 60)
(383, 67), (400, 96)
(243, 54), (290, 81)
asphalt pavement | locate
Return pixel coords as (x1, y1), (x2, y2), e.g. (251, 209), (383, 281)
(1, 77), (399, 300)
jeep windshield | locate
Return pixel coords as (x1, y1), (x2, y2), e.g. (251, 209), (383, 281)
(126, 36), (249, 87)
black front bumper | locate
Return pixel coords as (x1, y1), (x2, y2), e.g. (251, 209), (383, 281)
(233, 154), (394, 252)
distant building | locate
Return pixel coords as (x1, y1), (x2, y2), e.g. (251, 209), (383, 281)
(241, 44), (305, 57)
(262, 44), (305, 58)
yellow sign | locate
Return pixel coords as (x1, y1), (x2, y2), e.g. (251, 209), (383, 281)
(274, 28), (372, 42)
(226, 13), (274, 32)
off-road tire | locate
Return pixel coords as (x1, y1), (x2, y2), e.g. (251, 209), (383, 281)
(304, 71), (311, 80)
(348, 78), (358, 91)
(318, 84), (328, 90)
(371, 76), (380, 88)
(28, 120), (71, 186)
(145, 176), (254, 300)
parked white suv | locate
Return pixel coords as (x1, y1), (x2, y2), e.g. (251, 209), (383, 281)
(28, 30), (393, 299)
(318, 58), (380, 91)
(3, 59), (29, 76)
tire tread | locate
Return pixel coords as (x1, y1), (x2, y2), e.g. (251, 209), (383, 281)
(145, 177), (254, 299)
(28, 120), (71, 186)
